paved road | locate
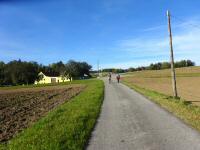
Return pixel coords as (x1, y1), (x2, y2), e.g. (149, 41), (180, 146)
(86, 77), (200, 150)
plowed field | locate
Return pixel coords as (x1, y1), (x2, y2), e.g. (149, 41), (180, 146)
(0, 85), (85, 142)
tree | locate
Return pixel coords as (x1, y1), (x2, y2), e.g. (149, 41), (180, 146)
(161, 62), (171, 69)
(1, 60), (40, 85)
(174, 60), (195, 68)
(78, 62), (92, 77)
(65, 60), (92, 80)
(51, 61), (65, 75)
(186, 60), (195, 67)
(65, 60), (80, 80)
(128, 67), (136, 72)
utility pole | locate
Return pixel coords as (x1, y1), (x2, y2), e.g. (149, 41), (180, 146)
(167, 10), (178, 98)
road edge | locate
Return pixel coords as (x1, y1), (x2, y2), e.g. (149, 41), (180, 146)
(121, 80), (200, 134)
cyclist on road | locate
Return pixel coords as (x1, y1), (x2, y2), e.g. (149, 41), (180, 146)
(116, 74), (120, 83)
(108, 73), (112, 84)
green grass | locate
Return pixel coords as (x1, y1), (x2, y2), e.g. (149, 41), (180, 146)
(0, 79), (104, 150)
(0, 80), (95, 90)
(0, 82), (73, 90)
(122, 80), (200, 133)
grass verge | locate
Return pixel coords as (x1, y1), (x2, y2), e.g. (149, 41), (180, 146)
(122, 80), (200, 132)
(0, 79), (104, 150)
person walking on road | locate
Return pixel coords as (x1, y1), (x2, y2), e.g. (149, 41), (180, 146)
(108, 73), (112, 84)
(116, 74), (120, 83)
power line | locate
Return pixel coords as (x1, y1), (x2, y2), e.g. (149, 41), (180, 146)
(171, 15), (200, 30)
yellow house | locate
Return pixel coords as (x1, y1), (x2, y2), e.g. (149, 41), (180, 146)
(35, 72), (71, 84)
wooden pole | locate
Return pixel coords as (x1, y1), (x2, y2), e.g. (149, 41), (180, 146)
(167, 10), (178, 98)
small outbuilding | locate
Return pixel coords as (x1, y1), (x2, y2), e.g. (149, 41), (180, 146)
(34, 72), (71, 84)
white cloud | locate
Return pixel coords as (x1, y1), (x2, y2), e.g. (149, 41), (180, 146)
(116, 18), (200, 67)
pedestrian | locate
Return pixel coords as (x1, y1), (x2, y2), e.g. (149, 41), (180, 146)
(116, 74), (120, 83)
(108, 73), (111, 84)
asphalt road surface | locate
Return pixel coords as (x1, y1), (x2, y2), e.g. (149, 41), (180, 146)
(86, 77), (200, 150)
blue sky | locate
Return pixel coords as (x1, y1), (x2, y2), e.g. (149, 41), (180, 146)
(1, 0), (200, 69)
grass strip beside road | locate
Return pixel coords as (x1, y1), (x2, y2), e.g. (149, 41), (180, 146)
(122, 80), (200, 133)
(1, 79), (104, 150)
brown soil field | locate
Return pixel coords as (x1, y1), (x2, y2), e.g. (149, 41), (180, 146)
(123, 66), (200, 106)
(0, 85), (85, 142)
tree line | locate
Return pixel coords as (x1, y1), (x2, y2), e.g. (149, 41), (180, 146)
(0, 60), (92, 86)
(128, 60), (195, 72)
(102, 68), (126, 73)
(101, 60), (195, 73)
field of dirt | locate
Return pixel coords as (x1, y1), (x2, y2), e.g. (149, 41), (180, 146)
(0, 85), (85, 142)
(123, 66), (200, 106)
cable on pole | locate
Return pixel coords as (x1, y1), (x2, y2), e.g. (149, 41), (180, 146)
(171, 15), (200, 30)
